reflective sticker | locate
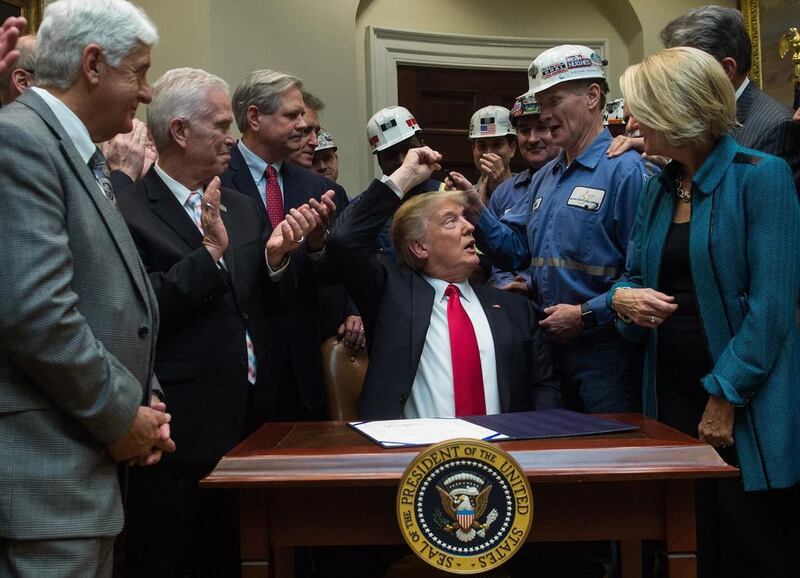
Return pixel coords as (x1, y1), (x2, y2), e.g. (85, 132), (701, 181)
(532, 197), (543, 211)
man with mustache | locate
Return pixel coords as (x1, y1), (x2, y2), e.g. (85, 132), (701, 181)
(115, 67), (330, 577)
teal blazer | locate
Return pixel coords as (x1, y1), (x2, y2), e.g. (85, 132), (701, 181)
(608, 134), (800, 491)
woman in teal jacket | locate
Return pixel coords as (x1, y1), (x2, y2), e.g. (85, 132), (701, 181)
(610, 47), (800, 577)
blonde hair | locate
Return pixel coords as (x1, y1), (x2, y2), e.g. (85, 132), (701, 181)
(391, 190), (466, 271)
(620, 46), (736, 148)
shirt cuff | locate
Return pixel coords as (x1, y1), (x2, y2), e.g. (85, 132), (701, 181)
(380, 175), (405, 199)
(265, 249), (290, 280)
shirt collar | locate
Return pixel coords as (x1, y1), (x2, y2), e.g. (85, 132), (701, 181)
(735, 77), (749, 101)
(238, 139), (282, 184)
(31, 86), (96, 164)
(153, 162), (199, 207)
(552, 127), (611, 173)
(423, 274), (474, 304)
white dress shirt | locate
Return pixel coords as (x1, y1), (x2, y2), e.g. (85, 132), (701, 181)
(403, 276), (500, 418)
(30, 87), (107, 198)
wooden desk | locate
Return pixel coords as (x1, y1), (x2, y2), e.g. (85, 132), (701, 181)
(202, 414), (737, 578)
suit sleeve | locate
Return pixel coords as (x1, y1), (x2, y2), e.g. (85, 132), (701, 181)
(750, 118), (800, 197)
(327, 180), (398, 339)
(0, 122), (141, 445)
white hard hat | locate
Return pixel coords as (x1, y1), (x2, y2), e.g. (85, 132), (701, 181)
(315, 128), (337, 152)
(366, 106), (421, 153)
(509, 94), (541, 127)
(524, 44), (606, 97)
(468, 105), (516, 139)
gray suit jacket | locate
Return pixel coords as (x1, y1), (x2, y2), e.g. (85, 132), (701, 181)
(734, 81), (800, 194)
(0, 90), (159, 540)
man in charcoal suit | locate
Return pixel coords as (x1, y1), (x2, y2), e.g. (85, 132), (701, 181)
(222, 69), (358, 419)
(116, 67), (330, 578)
(328, 147), (561, 419)
(0, 1), (174, 576)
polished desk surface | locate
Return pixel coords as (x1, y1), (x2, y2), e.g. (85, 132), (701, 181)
(201, 414), (738, 488)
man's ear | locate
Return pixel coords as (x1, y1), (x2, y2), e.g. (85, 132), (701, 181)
(11, 69), (31, 93)
(246, 105), (262, 132)
(719, 57), (738, 82)
(80, 43), (103, 87)
(169, 117), (189, 149)
(585, 83), (603, 110)
(408, 238), (429, 261)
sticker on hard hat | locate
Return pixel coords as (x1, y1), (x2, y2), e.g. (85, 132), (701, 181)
(380, 119), (398, 132)
(407, 117), (419, 128)
(541, 62), (567, 79)
(565, 55), (594, 70)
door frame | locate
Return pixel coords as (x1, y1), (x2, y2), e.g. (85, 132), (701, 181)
(366, 26), (608, 178)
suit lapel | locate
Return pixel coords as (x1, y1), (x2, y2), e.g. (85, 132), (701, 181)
(281, 162), (313, 210)
(230, 144), (271, 229)
(410, 272), (435, 375)
(734, 82), (756, 138)
(143, 170), (204, 250)
(473, 284), (511, 412)
(18, 90), (151, 306)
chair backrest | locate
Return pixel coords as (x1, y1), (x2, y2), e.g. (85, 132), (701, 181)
(320, 336), (369, 421)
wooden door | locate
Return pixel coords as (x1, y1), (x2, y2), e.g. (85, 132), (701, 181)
(397, 65), (529, 183)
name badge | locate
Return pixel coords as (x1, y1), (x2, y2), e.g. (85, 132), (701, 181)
(532, 197), (543, 211)
(566, 187), (605, 211)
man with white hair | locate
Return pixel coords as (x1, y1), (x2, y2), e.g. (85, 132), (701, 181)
(117, 67), (329, 578)
(0, 1), (173, 576)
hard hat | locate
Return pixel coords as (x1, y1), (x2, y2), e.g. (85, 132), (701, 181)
(509, 94), (541, 127)
(366, 106), (421, 153)
(524, 44), (606, 97)
(315, 128), (337, 152)
(468, 105), (516, 139)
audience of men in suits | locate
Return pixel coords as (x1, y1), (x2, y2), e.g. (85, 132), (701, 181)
(116, 67), (332, 578)
(2, 1), (800, 576)
(0, 2), (171, 576)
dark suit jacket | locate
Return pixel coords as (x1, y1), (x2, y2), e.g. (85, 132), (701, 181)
(327, 180), (562, 420)
(116, 169), (287, 462)
(735, 81), (800, 194)
(220, 144), (351, 415)
(0, 90), (158, 540)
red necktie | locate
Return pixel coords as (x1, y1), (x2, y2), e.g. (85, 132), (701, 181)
(445, 284), (486, 416)
(265, 165), (284, 229)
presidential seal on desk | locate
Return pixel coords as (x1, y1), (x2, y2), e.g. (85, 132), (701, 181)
(396, 439), (533, 574)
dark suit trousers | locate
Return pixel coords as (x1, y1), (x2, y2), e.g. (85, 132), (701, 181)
(122, 462), (240, 578)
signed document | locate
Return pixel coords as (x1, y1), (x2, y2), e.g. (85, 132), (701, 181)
(349, 418), (508, 448)
(350, 409), (638, 448)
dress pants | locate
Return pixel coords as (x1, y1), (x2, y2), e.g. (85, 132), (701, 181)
(0, 536), (115, 578)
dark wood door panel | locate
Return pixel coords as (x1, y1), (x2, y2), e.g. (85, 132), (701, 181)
(398, 65), (529, 182)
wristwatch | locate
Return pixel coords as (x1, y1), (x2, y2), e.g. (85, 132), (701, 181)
(580, 302), (596, 328)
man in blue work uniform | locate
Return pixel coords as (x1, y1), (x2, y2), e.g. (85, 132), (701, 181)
(486, 93), (560, 294)
(473, 45), (646, 414)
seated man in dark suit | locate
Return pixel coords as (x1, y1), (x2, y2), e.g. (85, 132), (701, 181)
(328, 147), (561, 419)
(116, 67), (331, 578)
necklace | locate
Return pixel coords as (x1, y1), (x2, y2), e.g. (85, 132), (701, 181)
(675, 172), (691, 203)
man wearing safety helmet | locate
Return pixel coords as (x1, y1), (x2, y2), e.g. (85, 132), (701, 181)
(468, 105), (517, 201)
(365, 105), (441, 260)
(471, 44), (646, 414)
(486, 94), (560, 294)
(313, 128), (339, 182)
